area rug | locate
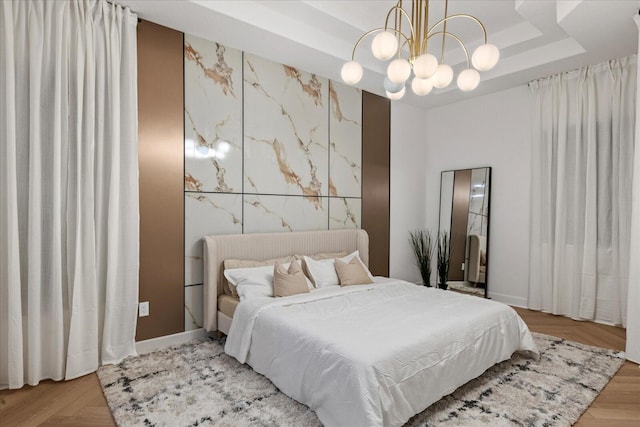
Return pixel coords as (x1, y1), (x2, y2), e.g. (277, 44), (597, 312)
(448, 281), (486, 297)
(97, 333), (625, 426)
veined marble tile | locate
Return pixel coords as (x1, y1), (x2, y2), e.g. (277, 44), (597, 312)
(185, 34), (242, 193)
(244, 53), (329, 197)
(468, 194), (486, 216)
(329, 197), (361, 229)
(467, 212), (485, 236)
(469, 168), (490, 215)
(329, 81), (362, 198)
(185, 284), (203, 331)
(243, 194), (328, 233)
(185, 193), (242, 286)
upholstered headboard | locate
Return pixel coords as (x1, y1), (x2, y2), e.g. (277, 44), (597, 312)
(202, 229), (370, 332)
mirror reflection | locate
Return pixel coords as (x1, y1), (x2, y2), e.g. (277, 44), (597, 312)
(438, 167), (491, 297)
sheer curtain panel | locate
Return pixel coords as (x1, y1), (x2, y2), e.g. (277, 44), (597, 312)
(626, 15), (640, 364)
(0, 0), (139, 389)
(528, 56), (636, 327)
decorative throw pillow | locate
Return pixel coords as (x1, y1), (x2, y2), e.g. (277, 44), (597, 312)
(223, 256), (294, 297)
(224, 264), (281, 301)
(480, 250), (487, 266)
(295, 251), (347, 280)
(335, 258), (374, 286)
(273, 260), (310, 297)
(303, 251), (374, 288)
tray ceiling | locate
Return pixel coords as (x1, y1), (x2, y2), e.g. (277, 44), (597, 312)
(119, 0), (639, 109)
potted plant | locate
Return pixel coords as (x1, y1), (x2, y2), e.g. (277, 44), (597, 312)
(409, 230), (434, 287)
(437, 231), (451, 290)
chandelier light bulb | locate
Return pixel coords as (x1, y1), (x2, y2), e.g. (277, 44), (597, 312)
(387, 58), (412, 84)
(411, 77), (433, 96)
(432, 64), (454, 88)
(383, 77), (404, 94)
(343, 1), (496, 96)
(472, 43), (500, 71)
(341, 61), (363, 85)
(412, 53), (438, 79)
(457, 68), (480, 91)
(371, 31), (398, 60)
(386, 86), (406, 100)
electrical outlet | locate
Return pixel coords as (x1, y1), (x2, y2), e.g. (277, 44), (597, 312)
(139, 301), (149, 317)
(461, 263), (465, 271)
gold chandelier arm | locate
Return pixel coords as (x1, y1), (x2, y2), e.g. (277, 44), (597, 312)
(426, 31), (470, 68)
(440, 0), (449, 64)
(350, 27), (411, 61)
(383, 5), (416, 47)
(427, 14), (488, 44)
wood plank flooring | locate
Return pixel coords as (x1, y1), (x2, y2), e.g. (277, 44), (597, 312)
(512, 307), (640, 427)
(1, 307), (638, 426)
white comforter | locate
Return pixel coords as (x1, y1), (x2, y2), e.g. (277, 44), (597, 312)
(225, 278), (539, 427)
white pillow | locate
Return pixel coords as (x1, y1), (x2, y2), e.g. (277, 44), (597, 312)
(224, 261), (312, 301)
(303, 251), (373, 288)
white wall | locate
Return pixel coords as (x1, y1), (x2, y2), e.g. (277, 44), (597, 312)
(425, 85), (533, 306)
(389, 102), (428, 283)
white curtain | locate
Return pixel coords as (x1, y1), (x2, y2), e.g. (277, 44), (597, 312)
(0, 0), (139, 389)
(528, 56), (636, 327)
(626, 15), (640, 364)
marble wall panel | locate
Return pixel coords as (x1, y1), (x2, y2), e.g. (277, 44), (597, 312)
(329, 197), (361, 230)
(244, 53), (329, 197)
(243, 194), (328, 233)
(183, 37), (365, 333)
(184, 35), (242, 193)
(329, 81), (362, 198)
(467, 212), (484, 236)
(468, 195), (485, 215)
(185, 284), (204, 331)
(185, 193), (242, 286)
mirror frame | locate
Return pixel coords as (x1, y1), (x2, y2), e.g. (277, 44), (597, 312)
(437, 167), (492, 298)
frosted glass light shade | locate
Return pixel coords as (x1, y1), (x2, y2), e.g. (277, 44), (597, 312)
(341, 61), (363, 85)
(387, 58), (412, 84)
(472, 43), (500, 71)
(432, 64), (453, 88)
(386, 86), (406, 100)
(457, 68), (480, 91)
(411, 77), (433, 96)
(371, 31), (398, 60)
(412, 54), (438, 79)
(383, 77), (404, 93)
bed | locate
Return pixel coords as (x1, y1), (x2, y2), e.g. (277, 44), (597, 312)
(203, 229), (539, 427)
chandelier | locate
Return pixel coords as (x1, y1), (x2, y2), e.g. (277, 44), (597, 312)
(340, 0), (499, 99)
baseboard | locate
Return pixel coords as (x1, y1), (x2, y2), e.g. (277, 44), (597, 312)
(489, 292), (528, 308)
(135, 328), (210, 355)
(501, 299), (629, 331)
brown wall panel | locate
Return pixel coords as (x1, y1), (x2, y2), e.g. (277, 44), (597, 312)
(449, 169), (471, 281)
(136, 20), (184, 341)
(361, 91), (391, 276)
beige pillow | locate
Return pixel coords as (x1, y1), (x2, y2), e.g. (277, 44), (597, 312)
(480, 250), (487, 266)
(273, 260), (310, 297)
(335, 258), (374, 286)
(223, 256), (294, 297)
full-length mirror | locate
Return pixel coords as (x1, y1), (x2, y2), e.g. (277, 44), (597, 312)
(438, 167), (491, 297)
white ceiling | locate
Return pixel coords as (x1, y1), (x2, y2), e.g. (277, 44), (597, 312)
(118, 0), (639, 109)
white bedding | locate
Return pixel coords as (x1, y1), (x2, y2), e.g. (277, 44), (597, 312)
(225, 278), (539, 427)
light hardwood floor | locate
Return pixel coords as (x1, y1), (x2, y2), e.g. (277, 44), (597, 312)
(1, 308), (638, 426)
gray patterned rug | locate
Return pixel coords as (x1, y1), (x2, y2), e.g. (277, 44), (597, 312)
(97, 333), (624, 427)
